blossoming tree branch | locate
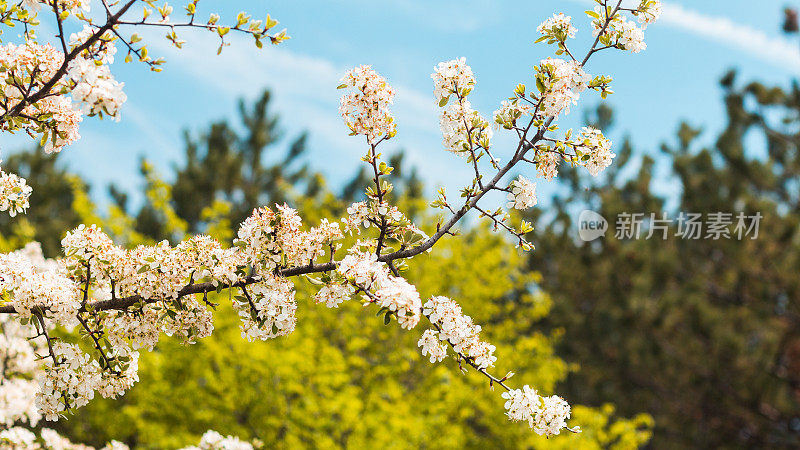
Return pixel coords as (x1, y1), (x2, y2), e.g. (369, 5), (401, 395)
(0, 0), (661, 447)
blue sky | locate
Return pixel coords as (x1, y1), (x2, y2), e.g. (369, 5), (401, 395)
(2, 0), (799, 207)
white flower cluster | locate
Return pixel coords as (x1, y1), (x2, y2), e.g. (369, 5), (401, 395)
(0, 42), (82, 154)
(590, 5), (647, 53)
(0, 170), (33, 217)
(277, 205), (343, 267)
(431, 57), (475, 103)
(161, 301), (214, 345)
(537, 13), (576, 41)
(235, 206), (282, 271)
(35, 338), (140, 421)
(536, 57), (590, 119)
(0, 20), (127, 163)
(0, 315), (41, 427)
(0, 378), (39, 427)
(35, 96), (83, 154)
(0, 204), (358, 419)
(507, 175), (537, 210)
(66, 26), (127, 120)
(422, 296), (496, 369)
(103, 307), (161, 352)
(178, 235), (242, 287)
(61, 223), (115, 265)
(579, 126), (615, 176)
(35, 341), (100, 421)
(433, 58), (492, 154)
(314, 282), (354, 308)
(501, 385), (572, 437)
(337, 250), (384, 288)
(337, 251), (422, 329)
(69, 25), (117, 65)
(179, 429), (254, 450)
(636, 0), (663, 28)
(0, 427), (37, 449)
(0, 42), (64, 101)
(113, 241), (192, 301)
(536, 149), (561, 181)
(493, 98), (532, 130)
(374, 276), (422, 329)
(96, 350), (140, 400)
(0, 424), (255, 449)
(417, 328), (447, 363)
(338, 65), (396, 143)
(236, 204), (343, 275)
(13, 270), (81, 327)
(21, 0), (91, 14)
(439, 99), (492, 155)
(233, 275), (297, 342)
(0, 33), (126, 163)
(617, 20), (646, 53)
(67, 59), (127, 120)
(342, 200), (425, 243)
(0, 244), (81, 327)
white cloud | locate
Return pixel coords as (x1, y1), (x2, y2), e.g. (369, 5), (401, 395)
(659, 2), (800, 73)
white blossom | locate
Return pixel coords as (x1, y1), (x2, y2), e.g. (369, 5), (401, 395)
(234, 276), (297, 342)
(423, 296), (496, 369)
(536, 150), (560, 180)
(418, 329), (447, 363)
(590, 6), (647, 53)
(493, 99), (532, 130)
(501, 386), (572, 437)
(373, 276), (422, 329)
(636, 0), (662, 28)
(0, 427), (38, 449)
(618, 19), (647, 53)
(67, 58), (127, 120)
(507, 176), (537, 210)
(431, 57), (475, 103)
(580, 127), (615, 176)
(537, 13), (576, 40)
(536, 58), (590, 118)
(339, 65), (396, 143)
(35, 342), (100, 421)
(439, 99), (492, 155)
(315, 282), (354, 308)
(180, 430), (254, 450)
(0, 170), (32, 217)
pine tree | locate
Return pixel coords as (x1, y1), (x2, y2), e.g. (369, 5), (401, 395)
(528, 73), (800, 448)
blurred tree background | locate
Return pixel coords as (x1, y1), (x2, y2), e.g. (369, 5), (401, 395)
(0, 91), (652, 449)
(527, 73), (800, 448)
